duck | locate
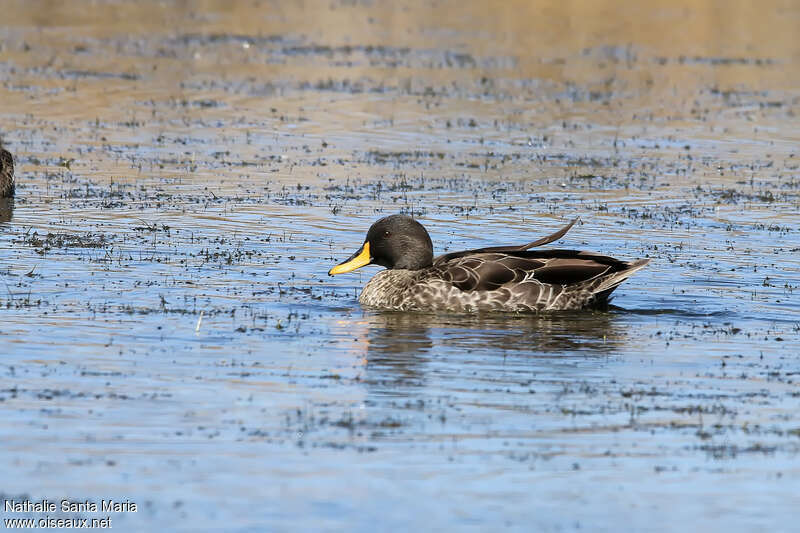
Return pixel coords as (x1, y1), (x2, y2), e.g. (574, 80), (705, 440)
(0, 142), (14, 198)
(328, 214), (650, 312)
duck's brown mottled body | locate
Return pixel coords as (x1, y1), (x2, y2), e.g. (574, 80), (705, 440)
(330, 214), (650, 313)
(359, 252), (649, 312)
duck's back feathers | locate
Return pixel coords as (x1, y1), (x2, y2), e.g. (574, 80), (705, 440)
(435, 249), (626, 289)
(421, 250), (648, 311)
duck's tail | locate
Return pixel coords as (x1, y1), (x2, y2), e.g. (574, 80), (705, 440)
(590, 258), (651, 305)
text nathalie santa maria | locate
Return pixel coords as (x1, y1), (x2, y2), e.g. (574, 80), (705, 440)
(5, 499), (137, 513)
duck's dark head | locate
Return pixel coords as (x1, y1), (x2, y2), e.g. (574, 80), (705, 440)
(328, 214), (434, 275)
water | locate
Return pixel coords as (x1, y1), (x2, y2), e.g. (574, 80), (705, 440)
(1, 1), (799, 530)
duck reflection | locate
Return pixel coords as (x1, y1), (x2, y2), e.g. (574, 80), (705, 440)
(0, 198), (13, 223)
(359, 309), (626, 392)
(358, 312), (434, 390)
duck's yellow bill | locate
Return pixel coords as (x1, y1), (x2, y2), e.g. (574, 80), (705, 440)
(328, 241), (371, 276)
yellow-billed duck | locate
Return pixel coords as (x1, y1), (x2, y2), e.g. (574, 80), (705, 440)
(328, 214), (650, 312)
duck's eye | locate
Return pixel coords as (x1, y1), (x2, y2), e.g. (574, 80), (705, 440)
(383, 230), (391, 238)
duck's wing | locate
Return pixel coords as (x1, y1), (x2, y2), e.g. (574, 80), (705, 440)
(432, 249), (635, 292)
(433, 218), (579, 266)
